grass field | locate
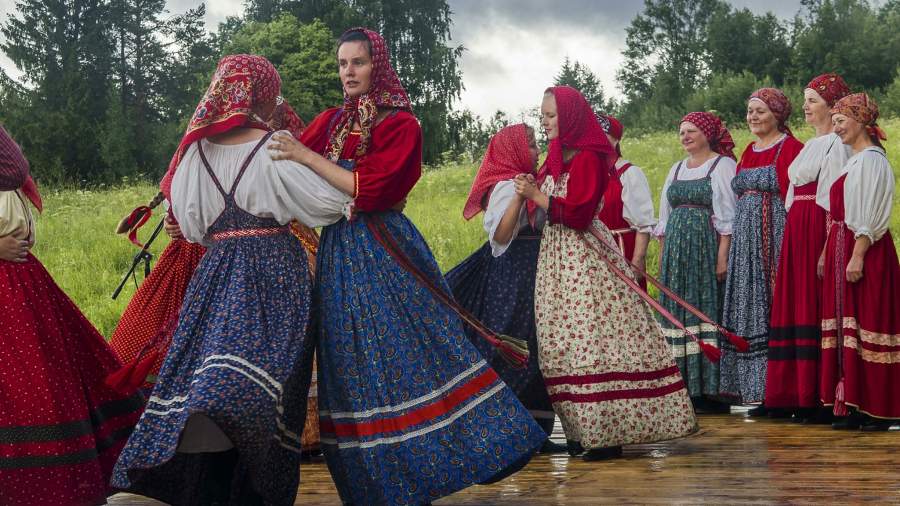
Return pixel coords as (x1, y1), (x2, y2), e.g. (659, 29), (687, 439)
(30, 119), (900, 337)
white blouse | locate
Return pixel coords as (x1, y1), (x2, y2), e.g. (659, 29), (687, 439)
(170, 134), (351, 245)
(843, 147), (894, 243)
(654, 155), (738, 236)
(0, 189), (34, 242)
(785, 132), (851, 211)
(615, 159), (656, 233)
(483, 179), (546, 257)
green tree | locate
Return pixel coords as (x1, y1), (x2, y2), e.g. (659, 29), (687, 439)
(706, 9), (792, 85)
(554, 57), (612, 114)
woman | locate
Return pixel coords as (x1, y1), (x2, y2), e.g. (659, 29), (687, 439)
(720, 88), (803, 412)
(515, 85), (696, 462)
(0, 133), (143, 506)
(821, 93), (900, 431)
(444, 123), (559, 446)
(111, 54), (349, 505)
(268, 28), (544, 505)
(596, 114), (655, 289)
(765, 74), (852, 421)
(655, 112), (737, 412)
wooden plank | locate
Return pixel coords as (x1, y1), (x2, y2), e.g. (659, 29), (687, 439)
(107, 413), (900, 505)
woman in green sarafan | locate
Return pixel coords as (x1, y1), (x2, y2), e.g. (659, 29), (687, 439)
(655, 112), (737, 413)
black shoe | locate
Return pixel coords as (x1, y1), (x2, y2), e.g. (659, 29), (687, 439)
(539, 440), (569, 454)
(746, 405), (768, 417)
(860, 419), (894, 432)
(566, 440), (584, 457)
(582, 446), (623, 462)
(831, 413), (864, 430)
(807, 408), (834, 425)
(767, 408), (792, 419)
(692, 398), (731, 414)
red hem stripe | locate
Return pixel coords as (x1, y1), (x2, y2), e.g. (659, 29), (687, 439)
(549, 379), (686, 404)
(543, 365), (682, 387)
(320, 368), (499, 438)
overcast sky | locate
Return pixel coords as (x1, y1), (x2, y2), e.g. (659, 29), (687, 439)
(0, 0), (811, 119)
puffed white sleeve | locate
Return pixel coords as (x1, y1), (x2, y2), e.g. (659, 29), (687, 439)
(620, 165), (656, 232)
(710, 157), (737, 235)
(483, 179), (527, 257)
(816, 136), (851, 212)
(262, 155), (352, 228)
(653, 161), (679, 237)
(844, 150), (894, 242)
(170, 146), (218, 245)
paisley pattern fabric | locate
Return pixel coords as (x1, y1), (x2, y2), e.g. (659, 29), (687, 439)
(444, 230), (555, 434)
(658, 159), (723, 398)
(721, 143), (787, 403)
(534, 172), (697, 450)
(315, 159), (544, 506)
(112, 137), (315, 506)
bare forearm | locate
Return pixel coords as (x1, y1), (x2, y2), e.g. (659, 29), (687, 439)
(305, 153), (356, 196)
(718, 234), (731, 261)
(529, 193), (550, 211)
(632, 232), (650, 263)
(851, 236), (872, 260)
(493, 197), (525, 246)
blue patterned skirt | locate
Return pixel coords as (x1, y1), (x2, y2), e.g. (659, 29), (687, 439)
(111, 232), (314, 506)
(444, 235), (555, 434)
(316, 211), (544, 506)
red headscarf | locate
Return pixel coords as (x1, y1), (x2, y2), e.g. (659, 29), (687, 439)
(831, 93), (887, 143)
(749, 87), (793, 137)
(0, 125), (41, 212)
(325, 28), (412, 162)
(159, 54), (286, 198)
(598, 114), (624, 157)
(681, 112), (736, 160)
(540, 86), (615, 181)
(806, 73), (851, 107)
(462, 123), (532, 220)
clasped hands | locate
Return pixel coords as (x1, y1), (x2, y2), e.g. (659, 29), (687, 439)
(513, 173), (540, 200)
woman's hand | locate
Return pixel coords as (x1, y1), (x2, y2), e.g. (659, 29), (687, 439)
(268, 132), (315, 165)
(716, 254), (728, 282)
(514, 173), (540, 201)
(0, 234), (31, 262)
(164, 214), (184, 240)
(846, 255), (864, 283)
(817, 248), (826, 279)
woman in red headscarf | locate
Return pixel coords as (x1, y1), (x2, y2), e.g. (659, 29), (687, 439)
(0, 127), (143, 506)
(444, 124), (563, 449)
(765, 75), (852, 423)
(597, 114), (655, 290)
(267, 28), (544, 505)
(821, 93), (900, 431)
(111, 54), (349, 505)
(655, 112), (737, 413)
(720, 88), (804, 414)
(515, 86), (696, 462)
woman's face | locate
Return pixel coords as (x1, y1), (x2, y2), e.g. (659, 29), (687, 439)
(832, 113), (865, 146)
(525, 127), (540, 170)
(541, 93), (559, 141)
(338, 41), (373, 99)
(746, 99), (779, 138)
(803, 88), (831, 127)
(679, 121), (709, 155)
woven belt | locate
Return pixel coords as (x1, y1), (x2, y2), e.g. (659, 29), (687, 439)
(210, 226), (289, 241)
(793, 194), (816, 201)
(675, 204), (710, 209)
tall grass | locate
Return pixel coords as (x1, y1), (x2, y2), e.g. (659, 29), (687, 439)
(30, 119), (900, 337)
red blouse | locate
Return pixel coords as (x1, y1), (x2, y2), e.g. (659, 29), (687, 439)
(547, 150), (609, 230)
(301, 107), (423, 212)
(736, 135), (804, 201)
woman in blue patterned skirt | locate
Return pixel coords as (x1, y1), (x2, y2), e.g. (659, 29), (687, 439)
(445, 124), (561, 447)
(268, 28), (544, 505)
(112, 55), (350, 505)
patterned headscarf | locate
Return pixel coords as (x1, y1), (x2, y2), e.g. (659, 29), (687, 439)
(160, 54), (286, 198)
(598, 114), (624, 157)
(325, 28), (412, 162)
(0, 125), (41, 212)
(681, 112), (736, 160)
(462, 124), (533, 220)
(540, 86), (615, 181)
(806, 73), (851, 107)
(831, 93), (887, 142)
(749, 87), (793, 137)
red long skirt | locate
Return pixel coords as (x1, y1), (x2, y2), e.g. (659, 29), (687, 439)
(0, 255), (143, 506)
(108, 239), (206, 387)
(765, 183), (826, 408)
(821, 222), (900, 419)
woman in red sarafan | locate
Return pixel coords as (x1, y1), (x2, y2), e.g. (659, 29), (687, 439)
(820, 93), (900, 431)
(0, 129), (143, 506)
(765, 74), (851, 423)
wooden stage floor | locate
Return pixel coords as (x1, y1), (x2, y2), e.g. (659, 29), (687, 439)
(109, 411), (900, 505)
